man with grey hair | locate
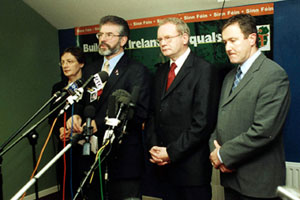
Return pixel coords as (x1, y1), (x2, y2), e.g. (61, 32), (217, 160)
(146, 17), (218, 200)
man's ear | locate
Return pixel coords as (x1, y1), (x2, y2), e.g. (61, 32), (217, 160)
(120, 36), (128, 47)
(182, 33), (189, 45)
(248, 33), (257, 46)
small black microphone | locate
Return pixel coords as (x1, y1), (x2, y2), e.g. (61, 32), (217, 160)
(82, 105), (96, 156)
(65, 79), (84, 95)
(53, 79), (84, 104)
(102, 89), (131, 145)
(82, 71), (109, 89)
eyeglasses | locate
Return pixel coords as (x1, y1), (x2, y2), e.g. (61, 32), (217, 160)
(157, 34), (182, 43)
(60, 60), (77, 66)
(96, 32), (123, 40)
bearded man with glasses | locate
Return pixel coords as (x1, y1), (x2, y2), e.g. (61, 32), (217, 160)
(66, 15), (151, 200)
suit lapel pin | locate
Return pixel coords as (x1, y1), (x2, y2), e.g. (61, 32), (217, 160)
(115, 69), (119, 76)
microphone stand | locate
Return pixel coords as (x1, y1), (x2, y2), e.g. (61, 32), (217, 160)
(74, 105), (124, 200)
(27, 129), (39, 200)
(102, 103), (127, 200)
(73, 139), (112, 200)
(0, 96), (68, 158)
(11, 135), (83, 200)
(0, 91), (64, 200)
(73, 152), (101, 200)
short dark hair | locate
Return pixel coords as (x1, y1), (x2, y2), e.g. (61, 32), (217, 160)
(62, 47), (85, 64)
(99, 15), (130, 38)
(222, 14), (259, 47)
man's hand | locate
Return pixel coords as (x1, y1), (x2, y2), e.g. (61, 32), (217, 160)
(149, 146), (170, 166)
(210, 140), (234, 173)
(66, 115), (83, 133)
(210, 140), (222, 169)
(219, 164), (234, 173)
(59, 127), (71, 141)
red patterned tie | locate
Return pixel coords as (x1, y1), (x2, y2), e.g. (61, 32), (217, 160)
(166, 62), (177, 91)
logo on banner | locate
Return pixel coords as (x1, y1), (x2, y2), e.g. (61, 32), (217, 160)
(257, 25), (271, 51)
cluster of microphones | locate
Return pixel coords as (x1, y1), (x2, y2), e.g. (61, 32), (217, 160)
(52, 70), (140, 155)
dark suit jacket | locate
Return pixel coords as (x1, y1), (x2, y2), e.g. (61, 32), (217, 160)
(146, 51), (218, 186)
(79, 53), (151, 179)
(209, 53), (291, 198)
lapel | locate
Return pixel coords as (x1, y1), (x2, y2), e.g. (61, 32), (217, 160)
(161, 52), (193, 100)
(98, 54), (129, 103)
(221, 53), (266, 107)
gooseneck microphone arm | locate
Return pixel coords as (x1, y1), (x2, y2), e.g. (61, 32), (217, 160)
(2, 71), (109, 200)
(0, 91), (61, 155)
(0, 96), (68, 158)
(0, 91), (62, 200)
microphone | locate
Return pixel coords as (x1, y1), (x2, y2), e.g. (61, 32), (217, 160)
(128, 86), (140, 120)
(102, 89), (131, 145)
(54, 79), (84, 104)
(65, 79), (84, 95)
(57, 71), (109, 116)
(82, 105), (96, 156)
(82, 71), (109, 89)
(123, 86), (140, 133)
(86, 71), (109, 102)
(102, 87), (140, 145)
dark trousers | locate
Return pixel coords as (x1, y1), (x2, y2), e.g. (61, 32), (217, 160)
(157, 182), (211, 200)
(56, 144), (84, 200)
(85, 177), (141, 200)
(224, 187), (281, 200)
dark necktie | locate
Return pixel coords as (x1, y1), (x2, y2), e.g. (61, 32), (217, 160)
(166, 62), (177, 91)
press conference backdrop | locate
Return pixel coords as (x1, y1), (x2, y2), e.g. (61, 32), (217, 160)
(59, 2), (300, 164)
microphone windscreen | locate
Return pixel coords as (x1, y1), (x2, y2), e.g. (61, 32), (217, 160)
(112, 89), (131, 105)
(98, 71), (109, 83)
(118, 96), (131, 105)
(84, 105), (96, 118)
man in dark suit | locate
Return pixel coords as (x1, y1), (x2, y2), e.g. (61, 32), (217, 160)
(209, 14), (291, 200)
(66, 15), (151, 200)
(146, 17), (217, 200)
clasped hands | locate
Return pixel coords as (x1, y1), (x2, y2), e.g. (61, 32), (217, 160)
(210, 140), (234, 173)
(59, 114), (97, 141)
(149, 146), (170, 166)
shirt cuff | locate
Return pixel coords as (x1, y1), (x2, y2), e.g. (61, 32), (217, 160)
(217, 149), (223, 163)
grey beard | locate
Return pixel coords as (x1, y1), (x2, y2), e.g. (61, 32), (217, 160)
(98, 42), (121, 56)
